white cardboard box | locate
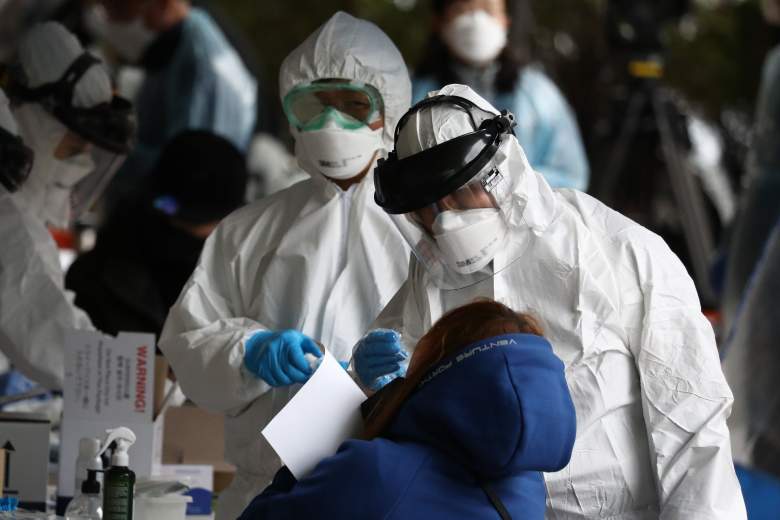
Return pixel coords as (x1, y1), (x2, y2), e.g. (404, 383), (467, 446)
(58, 331), (161, 502)
(0, 412), (50, 510)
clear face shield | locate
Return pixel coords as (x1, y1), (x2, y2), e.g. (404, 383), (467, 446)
(375, 95), (523, 290)
(9, 52), (136, 222)
(68, 142), (128, 220)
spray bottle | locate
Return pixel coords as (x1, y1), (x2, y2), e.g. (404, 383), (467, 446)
(98, 427), (136, 520)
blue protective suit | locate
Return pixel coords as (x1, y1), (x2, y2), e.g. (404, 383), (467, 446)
(113, 8), (257, 199)
(239, 333), (576, 520)
(414, 67), (589, 191)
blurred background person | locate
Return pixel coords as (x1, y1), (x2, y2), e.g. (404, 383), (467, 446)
(0, 22), (134, 391)
(724, 216), (780, 520)
(720, 0), (780, 338)
(87, 0), (257, 207)
(413, 0), (589, 191)
(159, 12), (412, 519)
(239, 300), (576, 520)
(65, 130), (248, 339)
(718, 6), (780, 513)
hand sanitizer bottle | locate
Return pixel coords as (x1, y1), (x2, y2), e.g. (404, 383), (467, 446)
(65, 469), (103, 519)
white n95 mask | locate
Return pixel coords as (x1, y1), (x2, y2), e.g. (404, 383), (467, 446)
(443, 10), (508, 67)
(297, 115), (383, 180)
(84, 5), (157, 64)
(432, 208), (506, 274)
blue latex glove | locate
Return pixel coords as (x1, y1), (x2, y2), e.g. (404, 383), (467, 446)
(354, 329), (408, 390)
(244, 330), (322, 387)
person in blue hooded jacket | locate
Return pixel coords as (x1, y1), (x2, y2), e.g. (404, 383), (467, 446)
(412, 0), (589, 191)
(239, 299), (576, 519)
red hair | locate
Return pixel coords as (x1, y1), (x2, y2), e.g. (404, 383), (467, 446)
(361, 299), (544, 440)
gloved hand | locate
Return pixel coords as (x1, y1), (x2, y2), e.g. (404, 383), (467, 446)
(354, 329), (409, 390)
(244, 329), (322, 387)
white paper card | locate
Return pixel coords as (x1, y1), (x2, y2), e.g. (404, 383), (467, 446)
(261, 352), (367, 479)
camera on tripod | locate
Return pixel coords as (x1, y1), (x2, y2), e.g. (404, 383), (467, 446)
(606, 0), (690, 78)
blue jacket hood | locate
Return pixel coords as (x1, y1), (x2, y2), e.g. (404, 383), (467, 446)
(386, 333), (576, 480)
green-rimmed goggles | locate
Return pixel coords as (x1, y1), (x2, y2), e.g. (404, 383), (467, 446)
(283, 80), (384, 131)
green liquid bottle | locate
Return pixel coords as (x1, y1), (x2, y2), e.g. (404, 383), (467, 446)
(100, 427), (136, 520)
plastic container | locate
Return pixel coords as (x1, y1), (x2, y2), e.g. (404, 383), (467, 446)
(74, 437), (103, 501)
(133, 495), (192, 520)
(65, 469), (102, 519)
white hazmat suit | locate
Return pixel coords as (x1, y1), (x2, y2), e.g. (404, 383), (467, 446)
(369, 85), (746, 519)
(0, 24), (108, 390)
(159, 12), (411, 520)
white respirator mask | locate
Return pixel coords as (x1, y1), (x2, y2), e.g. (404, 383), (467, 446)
(84, 5), (157, 64)
(443, 10), (508, 67)
(432, 208), (506, 274)
(297, 114), (383, 180)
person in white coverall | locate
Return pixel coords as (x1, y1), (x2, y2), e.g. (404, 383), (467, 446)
(0, 23), (133, 390)
(355, 84), (746, 518)
(159, 12), (411, 520)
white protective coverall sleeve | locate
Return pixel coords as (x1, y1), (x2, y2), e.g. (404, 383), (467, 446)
(619, 226), (745, 519)
(158, 221), (271, 414)
(0, 189), (93, 390)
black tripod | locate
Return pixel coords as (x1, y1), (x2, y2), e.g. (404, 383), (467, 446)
(595, 58), (717, 307)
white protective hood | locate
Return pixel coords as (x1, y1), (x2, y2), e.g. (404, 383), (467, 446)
(279, 11), (411, 176)
(388, 84), (558, 289)
(17, 22), (112, 109)
(397, 83), (557, 235)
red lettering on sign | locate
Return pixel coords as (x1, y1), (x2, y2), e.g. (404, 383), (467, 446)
(135, 346), (148, 413)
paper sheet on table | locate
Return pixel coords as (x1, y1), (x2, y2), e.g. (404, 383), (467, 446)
(261, 351), (367, 479)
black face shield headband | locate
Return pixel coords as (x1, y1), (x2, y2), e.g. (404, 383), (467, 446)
(9, 53), (136, 154)
(0, 126), (34, 192)
(374, 95), (516, 215)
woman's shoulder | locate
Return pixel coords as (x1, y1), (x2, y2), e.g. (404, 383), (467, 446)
(515, 66), (569, 115)
(321, 438), (431, 482)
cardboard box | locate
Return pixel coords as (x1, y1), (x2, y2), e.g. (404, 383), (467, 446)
(58, 331), (162, 505)
(0, 412), (50, 510)
(162, 406), (235, 494)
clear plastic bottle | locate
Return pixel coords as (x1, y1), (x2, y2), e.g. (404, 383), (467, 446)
(74, 437), (103, 501)
(65, 469), (103, 520)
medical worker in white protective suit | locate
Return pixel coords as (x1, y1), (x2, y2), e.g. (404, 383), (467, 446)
(0, 23), (134, 389)
(355, 84), (746, 519)
(159, 12), (411, 520)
